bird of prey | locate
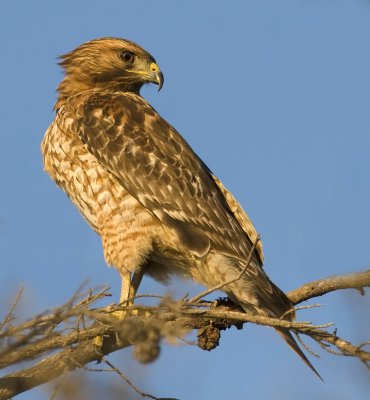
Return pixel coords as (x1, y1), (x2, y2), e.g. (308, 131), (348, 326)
(42, 37), (320, 378)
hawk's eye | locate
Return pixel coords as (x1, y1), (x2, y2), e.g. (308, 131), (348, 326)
(120, 51), (135, 63)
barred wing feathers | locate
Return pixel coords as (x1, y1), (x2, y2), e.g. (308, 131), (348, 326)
(66, 92), (260, 263)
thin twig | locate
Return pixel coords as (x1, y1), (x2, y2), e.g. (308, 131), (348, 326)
(295, 333), (320, 358)
(0, 286), (24, 333)
(280, 303), (324, 320)
(358, 341), (370, 350)
(73, 286), (111, 309)
(102, 357), (178, 400)
(0, 286), (110, 342)
(188, 235), (260, 303)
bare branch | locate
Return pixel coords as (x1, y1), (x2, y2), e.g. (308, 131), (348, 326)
(0, 286), (24, 333)
(288, 270), (370, 304)
(0, 324), (123, 399)
(0, 269), (368, 399)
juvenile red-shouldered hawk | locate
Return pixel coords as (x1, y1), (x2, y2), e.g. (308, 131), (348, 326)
(42, 37), (320, 378)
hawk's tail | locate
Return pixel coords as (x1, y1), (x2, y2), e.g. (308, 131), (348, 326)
(275, 327), (323, 381)
(236, 270), (322, 380)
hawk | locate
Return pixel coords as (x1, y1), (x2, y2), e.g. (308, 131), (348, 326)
(42, 37), (320, 378)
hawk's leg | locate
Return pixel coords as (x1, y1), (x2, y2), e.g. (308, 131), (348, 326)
(119, 271), (132, 305)
(119, 269), (144, 305)
(130, 269), (144, 301)
(116, 269), (144, 319)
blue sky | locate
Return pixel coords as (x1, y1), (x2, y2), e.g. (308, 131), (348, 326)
(1, 0), (369, 399)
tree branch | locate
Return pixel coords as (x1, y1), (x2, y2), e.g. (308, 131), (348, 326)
(288, 269), (370, 304)
(0, 270), (369, 400)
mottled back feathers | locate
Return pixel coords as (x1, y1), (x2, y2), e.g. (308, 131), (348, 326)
(62, 91), (262, 262)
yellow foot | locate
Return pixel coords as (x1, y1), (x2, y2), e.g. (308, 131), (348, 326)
(111, 309), (129, 319)
(93, 335), (104, 348)
(112, 307), (142, 319)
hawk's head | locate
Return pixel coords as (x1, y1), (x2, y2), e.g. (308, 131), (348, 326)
(56, 37), (163, 106)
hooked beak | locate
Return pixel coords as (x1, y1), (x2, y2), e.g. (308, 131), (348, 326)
(149, 62), (164, 91)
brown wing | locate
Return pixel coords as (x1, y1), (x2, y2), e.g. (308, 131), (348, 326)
(211, 175), (264, 264)
(64, 91), (259, 262)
